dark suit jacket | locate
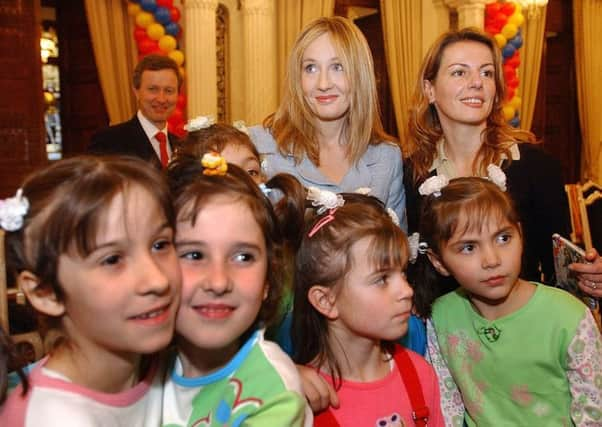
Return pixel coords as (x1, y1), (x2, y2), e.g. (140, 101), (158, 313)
(88, 115), (179, 168)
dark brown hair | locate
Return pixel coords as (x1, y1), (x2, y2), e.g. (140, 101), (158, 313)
(132, 54), (183, 89)
(6, 155), (174, 328)
(292, 193), (409, 388)
(412, 177), (522, 317)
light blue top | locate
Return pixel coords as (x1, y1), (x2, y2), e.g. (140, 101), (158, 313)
(249, 126), (407, 231)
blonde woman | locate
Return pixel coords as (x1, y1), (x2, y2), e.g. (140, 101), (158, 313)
(250, 16), (406, 230)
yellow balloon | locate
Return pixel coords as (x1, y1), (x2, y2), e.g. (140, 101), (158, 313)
(127, 3), (141, 16)
(168, 50), (185, 66)
(510, 96), (522, 110)
(494, 34), (507, 49)
(159, 35), (177, 53)
(509, 12), (525, 27)
(502, 105), (516, 121)
(178, 66), (186, 79)
(147, 23), (165, 41)
(135, 11), (154, 29)
(513, 2), (522, 14)
(502, 23), (518, 40)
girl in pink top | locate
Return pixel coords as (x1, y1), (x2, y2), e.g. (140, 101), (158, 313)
(0, 156), (181, 426)
(291, 191), (444, 426)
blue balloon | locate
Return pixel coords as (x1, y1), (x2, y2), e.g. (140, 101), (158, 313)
(140, 0), (157, 13)
(511, 35), (523, 49)
(154, 7), (171, 25)
(502, 44), (516, 58)
(165, 22), (180, 37)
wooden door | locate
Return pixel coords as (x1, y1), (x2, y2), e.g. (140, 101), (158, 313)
(0, 0), (47, 198)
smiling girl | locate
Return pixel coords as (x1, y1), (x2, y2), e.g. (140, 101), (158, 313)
(1, 156), (181, 426)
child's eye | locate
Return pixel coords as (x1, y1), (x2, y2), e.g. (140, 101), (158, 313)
(181, 251), (204, 261)
(459, 243), (475, 254)
(497, 233), (512, 244)
(372, 274), (388, 286)
(247, 169), (259, 177)
(233, 252), (255, 263)
(152, 239), (172, 252)
(101, 254), (122, 266)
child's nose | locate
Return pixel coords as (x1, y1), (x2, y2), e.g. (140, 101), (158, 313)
(138, 254), (171, 295)
(481, 245), (501, 269)
(202, 262), (232, 295)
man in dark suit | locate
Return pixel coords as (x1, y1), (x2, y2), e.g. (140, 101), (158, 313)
(88, 54), (182, 168)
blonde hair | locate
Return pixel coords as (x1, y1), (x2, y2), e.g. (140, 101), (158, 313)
(265, 16), (394, 166)
(406, 27), (535, 183)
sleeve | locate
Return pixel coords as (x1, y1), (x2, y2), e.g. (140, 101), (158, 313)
(426, 319), (466, 427)
(566, 309), (602, 426)
(385, 145), (408, 232)
(243, 391), (311, 427)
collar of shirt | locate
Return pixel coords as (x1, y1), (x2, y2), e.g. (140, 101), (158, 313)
(428, 138), (520, 178)
(137, 110), (170, 157)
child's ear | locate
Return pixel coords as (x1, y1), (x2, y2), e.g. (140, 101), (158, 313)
(18, 271), (65, 317)
(426, 251), (451, 277)
(307, 285), (338, 320)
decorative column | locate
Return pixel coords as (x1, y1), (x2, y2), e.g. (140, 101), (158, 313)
(445, 0), (494, 30)
(184, 0), (219, 118)
(241, 0), (277, 125)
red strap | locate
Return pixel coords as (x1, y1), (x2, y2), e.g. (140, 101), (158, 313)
(314, 407), (341, 427)
(394, 345), (430, 427)
(155, 131), (169, 168)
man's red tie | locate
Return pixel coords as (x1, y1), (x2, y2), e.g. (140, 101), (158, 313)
(155, 131), (168, 168)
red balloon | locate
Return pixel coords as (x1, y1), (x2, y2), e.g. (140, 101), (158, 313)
(501, 2), (516, 16)
(138, 37), (158, 54)
(176, 93), (186, 109)
(157, 0), (173, 7)
(170, 7), (181, 22)
(507, 77), (519, 89)
(506, 87), (515, 101)
(169, 107), (184, 124)
(134, 26), (147, 42)
(503, 64), (516, 82)
(486, 2), (502, 17)
(495, 12), (508, 27)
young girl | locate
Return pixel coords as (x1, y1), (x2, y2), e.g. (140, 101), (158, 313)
(414, 172), (602, 426)
(179, 116), (263, 184)
(0, 155), (181, 425)
(292, 192), (444, 426)
(162, 153), (312, 426)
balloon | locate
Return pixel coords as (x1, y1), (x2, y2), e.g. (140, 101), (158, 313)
(507, 76), (519, 89)
(154, 7), (171, 25)
(157, 0), (173, 7)
(176, 93), (187, 109)
(502, 44), (516, 58)
(501, 2), (516, 16)
(505, 87), (515, 101)
(168, 49), (185, 66)
(502, 23), (518, 40)
(138, 37), (158, 54)
(486, 2), (502, 18)
(170, 6), (181, 22)
(147, 23), (165, 40)
(509, 12), (525, 27)
(495, 12), (509, 27)
(165, 22), (180, 37)
(179, 66), (185, 79)
(170, 107), (184, 124)
(159, 35), (177, 53)
(503, 64), (516, 82)
(510, 96), (522, 110)
(134, 26), (147, 42)
(135, 11), (154, 28)
(494, 34), (507, 48)
(507, 51), (521, 68)
(510, 116), (520, 128)
(503, 105), (516, 121)
(140, 0), (157, 13)
(127, 3), (142, 16)
(511, 34), (523, 49)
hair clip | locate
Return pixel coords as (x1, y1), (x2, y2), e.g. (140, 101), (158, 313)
(418, 174), (449, 197)
(0, 188), (29, 232)
(184, 115), (216, 132)
(201, 151), (228, 176)
(386, 208), (400, 227)
(354, 187), (372, 195)
(308, 208), (338, 238)
(232, 120), (249, 135)
(486, 164), (507, 192)
(408, 232), (429, 263)
(307, 186), (344, 215)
